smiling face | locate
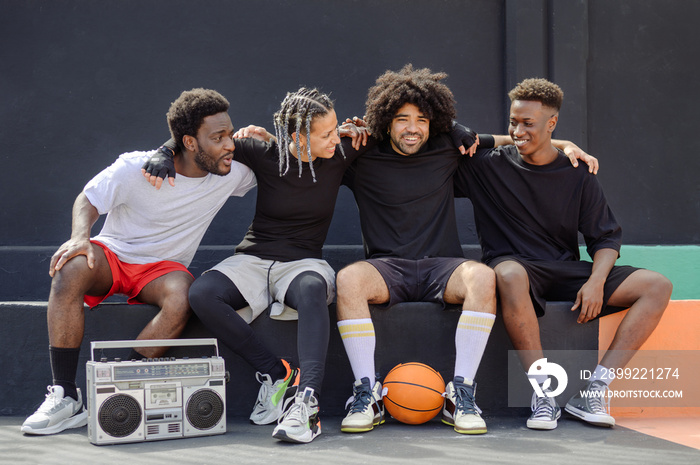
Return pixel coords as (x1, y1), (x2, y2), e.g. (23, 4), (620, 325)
(296, 109), (340, 162)
(508, 99), (558, 162)
(191, 112), (235, 176)
(388, 103), (430, 156)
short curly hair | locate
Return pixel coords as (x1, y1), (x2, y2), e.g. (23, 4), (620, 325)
(508, 78), (563, 111)
(167, 88), (230, 150)
(365, 64), (457, 141)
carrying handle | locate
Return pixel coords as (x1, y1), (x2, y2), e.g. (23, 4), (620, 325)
(90, 338), (219, 361)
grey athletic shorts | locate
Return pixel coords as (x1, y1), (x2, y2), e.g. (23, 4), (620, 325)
(210, 254), (335, 322)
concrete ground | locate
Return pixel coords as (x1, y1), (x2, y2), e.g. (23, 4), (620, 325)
(3, 414), (699, 465)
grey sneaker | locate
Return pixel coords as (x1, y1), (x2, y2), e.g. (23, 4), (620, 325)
(442, 377), (487, 434)
(21, 385), (88, 435)
(527, 388), (561, 430)
(249, 360), (299, 425)
(565, 380), (615, 427)
(341, 377), (385, 433)
(272, 387), (321, 444)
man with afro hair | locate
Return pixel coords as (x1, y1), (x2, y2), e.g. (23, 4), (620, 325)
(337, 64), (497, 435)
(338, 67), (594, 436)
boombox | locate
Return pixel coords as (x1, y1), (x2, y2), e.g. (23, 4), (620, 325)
(86, 339), (226, 445)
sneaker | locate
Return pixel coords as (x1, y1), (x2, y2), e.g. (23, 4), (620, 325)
(21, 385), (88, 435)
(249, 359), (300, 425)
(340, 377), (385, 433)
(527, 388), (561, 430)
(272, 387), (321, 444)
(565, 380), (615, 427)
(442, 377), (487, 434)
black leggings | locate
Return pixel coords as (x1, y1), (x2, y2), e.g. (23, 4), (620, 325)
(188, 269), (330, 395)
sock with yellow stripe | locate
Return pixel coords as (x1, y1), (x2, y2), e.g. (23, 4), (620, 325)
(454, 310), (495, 382)
(338, 318), (376, 386)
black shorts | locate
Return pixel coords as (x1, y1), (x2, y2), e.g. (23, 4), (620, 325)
(366, 256), (468, 307)
(488, 256), (641, 317)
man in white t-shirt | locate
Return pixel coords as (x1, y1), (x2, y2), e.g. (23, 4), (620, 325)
(21, 88), (256, 436)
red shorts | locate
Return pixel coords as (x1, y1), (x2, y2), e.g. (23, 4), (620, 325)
(84, 241), (193, 308)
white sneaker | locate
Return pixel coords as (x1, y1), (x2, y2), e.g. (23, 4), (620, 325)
(565, 380), (615, 427)
(527, 389), (561, 430)
(442, 377), (487, 434)
(21, 386), (88, 435)
(341, 377), (385, 433)
(272, 387), (321, 444)
(249, 360), (299, 425)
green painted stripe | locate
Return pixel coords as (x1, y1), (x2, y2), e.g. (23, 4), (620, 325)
(580, 245), (700, 300)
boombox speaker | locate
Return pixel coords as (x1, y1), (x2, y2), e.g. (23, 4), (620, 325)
(86, 338), (226, 445)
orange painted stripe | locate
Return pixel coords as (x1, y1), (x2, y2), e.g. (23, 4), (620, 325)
(599, 300), (700, 450)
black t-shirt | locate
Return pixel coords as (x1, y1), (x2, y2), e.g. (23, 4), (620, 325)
(344, 134), (464, 260)
(233, 138), (361, 262)
(454, 145), (622, 264)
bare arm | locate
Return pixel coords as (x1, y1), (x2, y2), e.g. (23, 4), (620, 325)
(49, 192), (101, 276)
(488, 135), (599, 174)
(572, 248), (618, 323)
(233, 125), (277, 143)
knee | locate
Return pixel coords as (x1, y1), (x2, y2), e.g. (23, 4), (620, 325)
(188, 277), (211, 311)
(656, 274), (673, 300)
(160, 280), (193, 321)
(49, 257), (93, 296)
(646, 272), (673, 308)
(472, 263), (496, 292)
(494, 262), (528, 293)
(336, 264), (364, 295)
(162, 291), (191, 318)
(291, 271), (327, 297)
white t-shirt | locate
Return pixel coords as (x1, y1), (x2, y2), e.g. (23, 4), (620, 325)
(84, 151), (256, 267)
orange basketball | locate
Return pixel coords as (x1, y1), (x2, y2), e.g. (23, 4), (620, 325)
(383, 362), (446, 425)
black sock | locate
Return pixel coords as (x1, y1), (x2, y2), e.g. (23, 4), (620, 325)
(49, 346), (80, 401)
(268, 359), (287, 382)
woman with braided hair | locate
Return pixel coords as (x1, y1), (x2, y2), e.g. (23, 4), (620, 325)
(143, 87), (369, 444)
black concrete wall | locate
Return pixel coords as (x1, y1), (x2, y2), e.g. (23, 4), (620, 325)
(1, 0), (699, 299)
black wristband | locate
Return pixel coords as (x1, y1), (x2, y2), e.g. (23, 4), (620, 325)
(477, 134), (495, 149)
(158, 145), (175, 158)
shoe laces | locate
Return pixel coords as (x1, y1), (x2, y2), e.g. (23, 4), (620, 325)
(279, 389), (316, 426)
(37, 386), (62, 413)
(530, 391), (556, 419)
(453, 381), (481, 415)
(345, 382), (372, 413)
(587, 381), (611, 414)
(253, 372), (274, 405)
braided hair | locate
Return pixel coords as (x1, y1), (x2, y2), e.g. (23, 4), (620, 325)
(273, 87), (343, 182)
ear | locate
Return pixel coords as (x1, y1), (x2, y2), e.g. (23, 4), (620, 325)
(182, 135), (198, 152)
(291, 131), (308, 146)
(547, 114), (559, 133)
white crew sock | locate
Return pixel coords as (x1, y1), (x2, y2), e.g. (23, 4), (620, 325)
(454, 310), (495, 383)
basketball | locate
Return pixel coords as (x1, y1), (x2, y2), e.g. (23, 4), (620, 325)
(383, 362), (446, 425)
